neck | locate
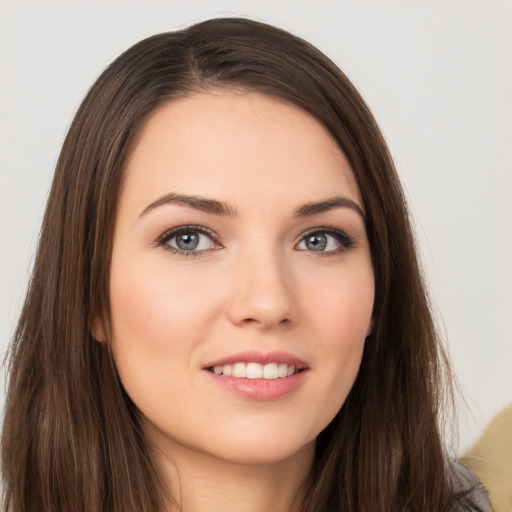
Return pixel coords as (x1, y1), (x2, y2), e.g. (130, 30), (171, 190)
(155, 440), (314, 512)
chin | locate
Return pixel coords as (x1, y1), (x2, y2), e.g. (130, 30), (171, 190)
(147, 418), (317, 468)
(205, 436), (316, 466)
(195, 421), (318, 466)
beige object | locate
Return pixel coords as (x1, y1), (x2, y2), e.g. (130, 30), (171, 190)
(460, 404), (512, 512)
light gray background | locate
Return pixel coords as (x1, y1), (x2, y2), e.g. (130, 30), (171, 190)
(1, 0), (511, 454)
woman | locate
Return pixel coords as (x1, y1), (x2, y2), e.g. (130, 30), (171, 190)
(1, 17), (491, 512)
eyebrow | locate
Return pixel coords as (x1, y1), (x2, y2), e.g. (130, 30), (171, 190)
(139, 192), (365, 222)
(139, 192), (239, 217)
(293, 197), (366, 222)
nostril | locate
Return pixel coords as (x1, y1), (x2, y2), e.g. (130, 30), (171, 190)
(238, 316), (292, 329)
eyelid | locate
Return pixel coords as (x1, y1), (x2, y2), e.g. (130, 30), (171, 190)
(156, 224), (218, 245)
(156, 224), (222, 257)
(154, 224), (355, 257)
(295, 226), (356, 253)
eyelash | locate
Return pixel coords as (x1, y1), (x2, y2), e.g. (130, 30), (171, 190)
(298, 227), (356, 257)
(156, 225), (219, 258)
(155, 225), (356, 258)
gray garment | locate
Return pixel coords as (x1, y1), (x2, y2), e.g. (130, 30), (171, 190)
(454, 462), (493, 512)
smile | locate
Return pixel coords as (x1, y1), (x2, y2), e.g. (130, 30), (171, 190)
(208, 362), (300, 379)
(203, 351), (309, 400)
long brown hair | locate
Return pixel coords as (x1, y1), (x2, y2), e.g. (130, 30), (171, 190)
(3, 17), (462, 511)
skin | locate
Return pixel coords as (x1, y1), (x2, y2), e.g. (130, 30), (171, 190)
(95, 90), (375, 511)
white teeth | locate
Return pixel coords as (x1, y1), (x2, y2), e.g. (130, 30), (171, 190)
(210, 362), (301, 379)
(263, 363), (278, 380)
(232, 362), (246, 378)
(246, 362), (263, 379)
(278, 363), (288, 378)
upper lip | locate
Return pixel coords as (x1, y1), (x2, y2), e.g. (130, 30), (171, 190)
(203, 350), (309, 369)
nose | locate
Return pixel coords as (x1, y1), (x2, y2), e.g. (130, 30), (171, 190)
(227, 249), (298, 329)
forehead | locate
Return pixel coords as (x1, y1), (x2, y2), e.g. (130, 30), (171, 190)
(122, 90), (362, 214)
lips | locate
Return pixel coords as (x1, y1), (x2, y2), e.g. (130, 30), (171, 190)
(203, 351), (309, 400)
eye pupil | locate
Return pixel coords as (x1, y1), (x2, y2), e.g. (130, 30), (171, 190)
(176, 233), (199, 250)
(306, 233), (327, 251)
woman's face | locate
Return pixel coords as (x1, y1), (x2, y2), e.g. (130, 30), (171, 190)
(102, 90), (374, 466)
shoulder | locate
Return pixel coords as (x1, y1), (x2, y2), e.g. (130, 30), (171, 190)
(452, 462), (493, 512)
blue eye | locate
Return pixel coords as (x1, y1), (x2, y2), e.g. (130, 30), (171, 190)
(297, 229), (354, 254)
(158, 226), (218, 255)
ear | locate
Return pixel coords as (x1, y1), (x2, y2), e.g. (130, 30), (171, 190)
(91, 315), (107, 343)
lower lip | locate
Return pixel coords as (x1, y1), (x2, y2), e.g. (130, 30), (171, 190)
(204, 370), (308, 401)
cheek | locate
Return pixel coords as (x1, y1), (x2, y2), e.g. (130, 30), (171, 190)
(310, 261), (374, 345)
(109, 259), (224, 351)
(107, 258), (228, 419)
(305, 262), (374, 410)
